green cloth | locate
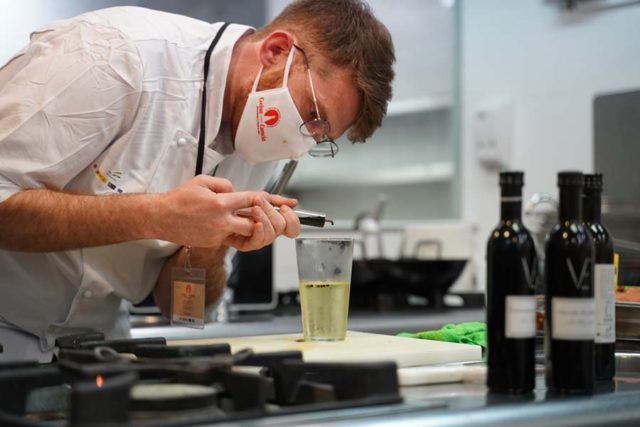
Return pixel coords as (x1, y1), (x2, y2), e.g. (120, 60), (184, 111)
(398, 322), (487, 349)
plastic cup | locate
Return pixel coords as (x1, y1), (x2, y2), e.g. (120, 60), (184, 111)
(295, 238), (354, 341)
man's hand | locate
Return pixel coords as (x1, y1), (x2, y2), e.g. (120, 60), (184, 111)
(154, 175), (300, 249)
(154, 175), (257, 247)
(225, 195), (300, 251)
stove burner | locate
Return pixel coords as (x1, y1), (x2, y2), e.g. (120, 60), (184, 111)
(130, 383), (219, 411)
(0, 333), (402, 426)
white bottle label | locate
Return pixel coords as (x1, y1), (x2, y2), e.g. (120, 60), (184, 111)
(552, 297), (595, 340)
(505, 295), (536, 338)
(594, 264), (616, 343)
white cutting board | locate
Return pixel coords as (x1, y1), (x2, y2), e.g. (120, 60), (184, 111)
(169, 331), (481, 368)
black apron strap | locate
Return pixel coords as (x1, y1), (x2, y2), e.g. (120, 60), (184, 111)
(195, 22), (231, 176)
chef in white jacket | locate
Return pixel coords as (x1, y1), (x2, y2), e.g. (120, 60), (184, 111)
(0, 0), (395, 361)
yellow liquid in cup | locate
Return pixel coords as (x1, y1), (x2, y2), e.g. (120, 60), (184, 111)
(299, 281), (350, 341)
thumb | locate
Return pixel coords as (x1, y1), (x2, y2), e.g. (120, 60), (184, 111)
(194, 175), (234, 193)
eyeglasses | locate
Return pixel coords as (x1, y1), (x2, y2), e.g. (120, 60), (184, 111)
(293, 44), (339, 158)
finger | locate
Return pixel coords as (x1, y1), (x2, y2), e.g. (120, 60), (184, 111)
(259, 198), (286, 236)
(227, 222), (265, 252)
(251, 221), (267, 250)
(253, 200), (277, 242)
(268, 194), (298, 208)
(225, 234), (251, 252)
(195, 175), (234, 193)
(279, 204), (301, 238)
(224, 234), (249, 251)
(221, 191), (269, 210)
(224, 215), (255, 237)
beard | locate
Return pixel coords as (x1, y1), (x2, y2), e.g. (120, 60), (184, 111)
(230, 65), (285, 146)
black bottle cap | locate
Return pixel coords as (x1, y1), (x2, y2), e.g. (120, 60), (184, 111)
(584, 173), (603, 191)
(557, 171), (583, 187)
(499, 171), (524, 186)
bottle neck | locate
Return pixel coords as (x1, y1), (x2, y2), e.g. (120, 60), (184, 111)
(500, 187), (522, 221)
(559, 185), (582, 222)
(583, 190), (602, 223)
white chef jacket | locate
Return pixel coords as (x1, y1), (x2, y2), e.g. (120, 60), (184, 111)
(0, 7), (279, 361)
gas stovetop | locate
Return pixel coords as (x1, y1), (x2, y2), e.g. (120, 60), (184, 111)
(0, 333), (402, 426)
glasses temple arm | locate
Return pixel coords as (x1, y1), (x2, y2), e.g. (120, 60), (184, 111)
(306, 68), (323, 121)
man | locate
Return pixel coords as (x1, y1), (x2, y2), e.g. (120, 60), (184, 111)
(0, 0), (395, 361)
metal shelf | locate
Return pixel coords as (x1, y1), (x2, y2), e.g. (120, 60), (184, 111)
(287, 161), (455, 189)
(386, 95), (452, 116)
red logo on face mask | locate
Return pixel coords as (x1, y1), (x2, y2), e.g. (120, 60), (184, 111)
(264, 108), (280, 127)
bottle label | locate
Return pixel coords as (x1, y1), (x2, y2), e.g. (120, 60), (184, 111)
(551, 297), (595, 340)
(505, 295), (536, 338)
(594, 264), (615, 343)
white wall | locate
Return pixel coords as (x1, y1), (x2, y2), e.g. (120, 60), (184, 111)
(461, 0), (640, 290)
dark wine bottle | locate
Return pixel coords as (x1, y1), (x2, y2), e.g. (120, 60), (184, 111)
(487, 171), (537, 394)
(545, 171), (595, 394)
(583, 173), (615, 382)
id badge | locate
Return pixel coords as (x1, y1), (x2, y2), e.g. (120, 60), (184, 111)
(171, 247), (206, 329)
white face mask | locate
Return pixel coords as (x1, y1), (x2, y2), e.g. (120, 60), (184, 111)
(234, 48), (316, 165)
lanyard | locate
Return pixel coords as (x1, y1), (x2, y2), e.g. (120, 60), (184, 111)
(195, 22), (231, 176)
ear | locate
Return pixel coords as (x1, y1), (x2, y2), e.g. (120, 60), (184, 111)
(258, 31), (296, 69)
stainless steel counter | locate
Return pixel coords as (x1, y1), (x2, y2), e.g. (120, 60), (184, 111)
(212, 372), (640, 427)
(132, 309), (640, 426)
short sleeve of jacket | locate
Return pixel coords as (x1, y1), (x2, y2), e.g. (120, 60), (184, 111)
(0, 21), (142, 202)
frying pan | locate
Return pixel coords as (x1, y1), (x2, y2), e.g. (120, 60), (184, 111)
(350, 239), (468, 308)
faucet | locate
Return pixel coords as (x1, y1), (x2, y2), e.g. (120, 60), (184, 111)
(354, 194), (388, 259)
